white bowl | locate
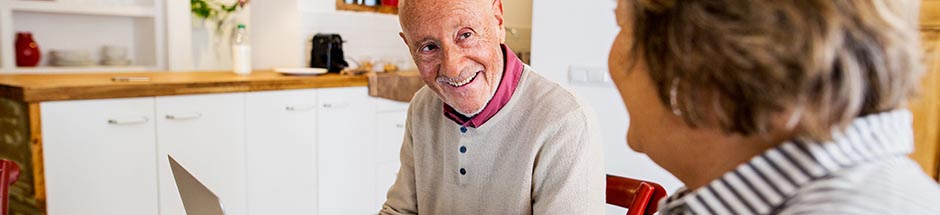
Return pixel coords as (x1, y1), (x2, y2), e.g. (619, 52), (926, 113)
(102, 46), (127, 60)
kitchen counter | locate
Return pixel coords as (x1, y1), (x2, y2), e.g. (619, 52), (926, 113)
(0, 70), (369, 102)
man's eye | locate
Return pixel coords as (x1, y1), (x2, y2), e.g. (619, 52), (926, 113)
(420, 44), (438, 52)
(459, 32), (472, 39)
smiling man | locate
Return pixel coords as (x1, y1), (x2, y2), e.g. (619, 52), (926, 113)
(379, 0), (604, 214)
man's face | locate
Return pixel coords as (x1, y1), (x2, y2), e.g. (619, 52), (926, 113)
(399, 0), (506, 116)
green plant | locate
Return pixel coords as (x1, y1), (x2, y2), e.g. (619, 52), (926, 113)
(191, 0), (248, 21)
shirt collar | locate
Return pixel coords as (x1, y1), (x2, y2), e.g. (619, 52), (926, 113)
(660, 110), (914, 215)
(442, 44), (525, 128)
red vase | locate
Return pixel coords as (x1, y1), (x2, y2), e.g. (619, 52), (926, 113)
(16, 32), (41, 67)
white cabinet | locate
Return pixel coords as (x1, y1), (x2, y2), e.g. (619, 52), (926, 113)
(373, 161), (401, 209)
(317, 87), (377, 215)
(41, 97), (158, 215)
(245, 89), (319, 215)
(375, 111), (407, 164)
(156, 93), (247, 215)
(36, 87), (412, 215)
(374, 102), (409, 209)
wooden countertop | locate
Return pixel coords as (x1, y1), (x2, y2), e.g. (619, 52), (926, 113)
(0, 70), (369, 103)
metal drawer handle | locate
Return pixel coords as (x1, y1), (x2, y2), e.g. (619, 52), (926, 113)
(107, 117), (149, 125)
(321, 102), (349, 109)
(286, 104), (317, 111)
(395, 124), (404, 128)
(165, 113), (203, 120)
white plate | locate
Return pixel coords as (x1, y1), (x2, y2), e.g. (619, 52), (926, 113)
(275, 68), (329, 75)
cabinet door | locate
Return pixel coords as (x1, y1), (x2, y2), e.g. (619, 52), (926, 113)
(376, 97), (410, 113)
(156, 93), (246, 215)
(41, 98), (158, 215)
(317, 87), (377, 215)
(375, 111), (407, 164)
(374, 161), (402, 210)
(913, 29), (940, 180)
(374, 111), (407, 208)
(915, 1), (940, 181)
(245, 89), (319, 215)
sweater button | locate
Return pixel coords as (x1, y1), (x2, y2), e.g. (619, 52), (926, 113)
(459, 146), (467, 153)
(459, 168), (467, 175)
(460, 126), (468, 133)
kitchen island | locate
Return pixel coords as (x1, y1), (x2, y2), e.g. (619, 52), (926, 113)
(0, 70), (411, 215)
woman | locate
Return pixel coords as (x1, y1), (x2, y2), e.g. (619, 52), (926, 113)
(608, 0), (940, 214)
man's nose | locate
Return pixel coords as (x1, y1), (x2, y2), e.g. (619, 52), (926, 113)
(440, 47), (465, 78)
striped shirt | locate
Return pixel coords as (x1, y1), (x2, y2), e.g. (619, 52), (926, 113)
(659, 110), (940, 215)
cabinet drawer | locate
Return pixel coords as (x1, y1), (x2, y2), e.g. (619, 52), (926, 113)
(41, 97), (158, 215)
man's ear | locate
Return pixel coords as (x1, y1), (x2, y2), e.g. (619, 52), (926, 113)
(492, 0), (506, 44)
(399, 32), (409, 47)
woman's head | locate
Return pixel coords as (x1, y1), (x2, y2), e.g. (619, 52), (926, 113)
(609, 0), (922, 151)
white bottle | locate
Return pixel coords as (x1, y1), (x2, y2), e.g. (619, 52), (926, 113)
(232, 24), (252, 76)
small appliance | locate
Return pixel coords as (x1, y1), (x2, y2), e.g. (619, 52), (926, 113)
(310, 33), (349, 73)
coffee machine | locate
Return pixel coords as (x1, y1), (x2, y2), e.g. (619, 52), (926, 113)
(310, 33), (348, 73)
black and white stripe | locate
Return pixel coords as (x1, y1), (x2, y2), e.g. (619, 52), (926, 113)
(658, 110), (940, 215)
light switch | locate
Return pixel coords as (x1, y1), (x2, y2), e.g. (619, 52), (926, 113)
(568, 66), (589, 84)
(587, 69), (608, 83)
(570, 66), (611, 86)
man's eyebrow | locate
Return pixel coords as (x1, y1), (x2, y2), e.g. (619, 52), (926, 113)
(414, 36), (438, 45)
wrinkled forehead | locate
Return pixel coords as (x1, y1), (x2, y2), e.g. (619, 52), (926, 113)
(399, 0), (491, 32)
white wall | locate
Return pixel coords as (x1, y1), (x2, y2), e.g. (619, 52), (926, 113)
(531, 0), (683, 214)
(250, 0), (303, 69)
(250, 0), (413, 69)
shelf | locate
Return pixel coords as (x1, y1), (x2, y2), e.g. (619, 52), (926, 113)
(10, 1), (155, 17)
(336, 0), (398, 15)
(7, 66), (160, 73)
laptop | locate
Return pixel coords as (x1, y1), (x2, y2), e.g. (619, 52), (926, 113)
(168, 155), (227, 215)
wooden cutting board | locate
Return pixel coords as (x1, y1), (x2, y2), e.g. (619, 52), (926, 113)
(368, 71), (425, 102)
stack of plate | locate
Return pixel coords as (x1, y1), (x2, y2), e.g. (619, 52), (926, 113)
(101, 46), (131, 66)
(49, 50), (94, 67)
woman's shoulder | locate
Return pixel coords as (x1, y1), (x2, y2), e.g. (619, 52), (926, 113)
(776, 156), (940, 214)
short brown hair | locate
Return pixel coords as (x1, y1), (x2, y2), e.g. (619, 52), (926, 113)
(627, 0), (923, 139)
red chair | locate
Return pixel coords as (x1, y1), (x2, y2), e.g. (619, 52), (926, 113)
(606, 174), (668, 215)
(1, 160), (21, 215)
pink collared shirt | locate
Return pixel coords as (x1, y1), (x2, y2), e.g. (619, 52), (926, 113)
(442, 44), (524, 128)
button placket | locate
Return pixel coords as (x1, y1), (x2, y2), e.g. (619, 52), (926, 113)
(457, 125), (471, 185)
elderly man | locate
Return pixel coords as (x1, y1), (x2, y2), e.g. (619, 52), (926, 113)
(379, 0), (605, 214)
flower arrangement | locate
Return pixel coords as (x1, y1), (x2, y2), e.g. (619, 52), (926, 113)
(191, 0), (248, 21)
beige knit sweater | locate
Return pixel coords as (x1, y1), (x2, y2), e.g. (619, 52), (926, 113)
(380, 66), (605, 215)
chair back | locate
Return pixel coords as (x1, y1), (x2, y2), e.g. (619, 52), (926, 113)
(606, 174), (667, 215)
(1, 160), (21, 215)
